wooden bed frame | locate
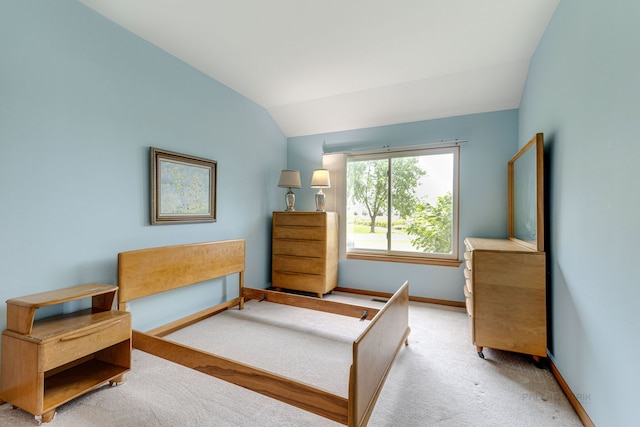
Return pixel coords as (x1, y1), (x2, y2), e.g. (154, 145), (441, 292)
(117, 239), (410, 427)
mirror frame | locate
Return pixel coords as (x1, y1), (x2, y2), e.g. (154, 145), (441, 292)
(508, 133), (544, 252)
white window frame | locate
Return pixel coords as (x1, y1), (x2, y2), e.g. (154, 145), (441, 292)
(324, 146), (460, 266)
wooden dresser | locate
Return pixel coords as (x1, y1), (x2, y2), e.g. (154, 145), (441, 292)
(272, 211), (338, 298)
(0, 284), (131, 423)
(463, 237), (546, 360)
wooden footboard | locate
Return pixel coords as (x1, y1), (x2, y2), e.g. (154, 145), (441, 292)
(349, 281), (410, 427)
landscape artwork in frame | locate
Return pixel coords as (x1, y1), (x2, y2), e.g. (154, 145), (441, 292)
(150, 147), (217, 224)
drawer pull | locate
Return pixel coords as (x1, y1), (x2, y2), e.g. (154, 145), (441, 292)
(59, 321), (121, 341)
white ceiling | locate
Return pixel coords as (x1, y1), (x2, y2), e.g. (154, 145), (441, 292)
(78, 0), (559, 137)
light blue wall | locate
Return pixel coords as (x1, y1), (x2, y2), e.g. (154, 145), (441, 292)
(288, 110), (518, 301)
(519, 0), (639, 425)
(0, 1), (286, 331)
(6, 1), (626, 423)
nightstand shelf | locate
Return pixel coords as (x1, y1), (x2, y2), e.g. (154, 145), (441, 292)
(0, 283), (131, 423)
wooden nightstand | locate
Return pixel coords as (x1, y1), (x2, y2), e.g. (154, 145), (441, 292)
(0, 283), (131, 423)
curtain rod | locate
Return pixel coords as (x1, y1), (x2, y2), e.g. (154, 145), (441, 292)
(322, 139), (469, 154)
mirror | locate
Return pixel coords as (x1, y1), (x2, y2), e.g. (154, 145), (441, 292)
(508, 133), (544, 252)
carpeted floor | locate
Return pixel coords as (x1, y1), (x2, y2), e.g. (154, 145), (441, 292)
(0, 291), (583, 426)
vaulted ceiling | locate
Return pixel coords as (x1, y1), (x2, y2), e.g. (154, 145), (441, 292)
(79, 0), (559, 137)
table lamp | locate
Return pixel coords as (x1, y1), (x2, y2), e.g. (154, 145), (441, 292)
(277, 170), (301, 211)
(310, 169), (331, 212)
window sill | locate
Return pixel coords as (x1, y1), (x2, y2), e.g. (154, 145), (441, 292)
(346, 252), (462, 267)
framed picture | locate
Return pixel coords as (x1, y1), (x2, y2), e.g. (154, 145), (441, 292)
(150, 147), (217, 224)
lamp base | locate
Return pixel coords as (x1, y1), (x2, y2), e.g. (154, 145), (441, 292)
(315, 189), (326, 212)
(285, 190), (296, 211)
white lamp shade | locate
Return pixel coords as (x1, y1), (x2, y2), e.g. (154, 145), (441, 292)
(278, 170), (301, 188)
(310, 169), (331, 188)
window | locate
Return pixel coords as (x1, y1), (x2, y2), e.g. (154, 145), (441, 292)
(345, 146), (459, 265)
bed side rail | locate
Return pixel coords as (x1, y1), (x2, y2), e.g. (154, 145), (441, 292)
(133, 330), (350, 424)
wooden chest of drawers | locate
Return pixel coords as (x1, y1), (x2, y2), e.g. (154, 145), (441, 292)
(272, 211), (338, 298)
(464, 237), (546, 360)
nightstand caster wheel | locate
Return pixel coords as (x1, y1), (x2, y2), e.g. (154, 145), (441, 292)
(478, 351), (485, 359)
(110, 374), (125, 386)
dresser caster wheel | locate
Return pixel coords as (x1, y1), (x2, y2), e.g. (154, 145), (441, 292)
(532, 355), (546, 369)
(478, 351), (485, 359)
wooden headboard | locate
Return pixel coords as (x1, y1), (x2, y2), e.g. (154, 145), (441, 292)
(117, 240), (245, 309)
